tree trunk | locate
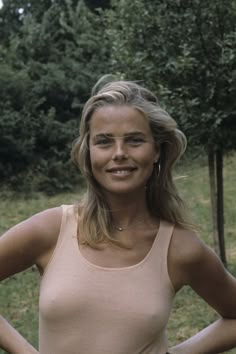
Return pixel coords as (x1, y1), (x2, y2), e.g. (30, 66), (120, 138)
(216, 149), (227, 267)
(208, 150), (220, 256)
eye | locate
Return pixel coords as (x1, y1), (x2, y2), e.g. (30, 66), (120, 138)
(126, 136), (145, 146)
(95, 137), (113, 147)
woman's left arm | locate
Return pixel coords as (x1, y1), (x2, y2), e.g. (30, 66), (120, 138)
(172, 317), (236, 354)
(169, 228), (236, 354)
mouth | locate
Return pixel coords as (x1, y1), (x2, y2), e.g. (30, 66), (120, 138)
(106, 166), (137, 176)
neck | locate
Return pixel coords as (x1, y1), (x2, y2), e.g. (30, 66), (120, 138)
(103, 190), (150, 227)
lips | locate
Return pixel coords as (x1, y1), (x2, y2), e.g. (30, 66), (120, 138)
(106, 166), (137, 173)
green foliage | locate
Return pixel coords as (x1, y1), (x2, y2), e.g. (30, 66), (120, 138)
(0, 0), (111, 193)
(106, 0), (236, 152)
(84, 0), (111, 12)
(0, 0), (53, 46)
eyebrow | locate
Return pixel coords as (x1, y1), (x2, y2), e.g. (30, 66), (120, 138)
(93, 132), (146, 139)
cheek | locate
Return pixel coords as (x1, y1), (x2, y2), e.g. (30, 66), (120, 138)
(145, 162), (155, 178)
(139, 147), (157, 166)
(89, 147), (108, 170)
(139, 151), (157, 176)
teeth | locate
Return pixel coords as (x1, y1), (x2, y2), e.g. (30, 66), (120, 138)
(113, 170), (131, 174)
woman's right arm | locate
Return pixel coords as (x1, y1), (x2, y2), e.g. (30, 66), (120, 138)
(0, 315), (38, 354)
(0, 207), (62, 353)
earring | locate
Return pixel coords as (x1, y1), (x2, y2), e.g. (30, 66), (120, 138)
(154, 161), (161, 177)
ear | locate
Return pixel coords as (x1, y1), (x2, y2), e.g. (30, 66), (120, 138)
(153, 147), (160, 164)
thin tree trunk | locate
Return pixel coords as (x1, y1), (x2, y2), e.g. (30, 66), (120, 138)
(208, 150), (220, 256)
(216, 149), (227, 267)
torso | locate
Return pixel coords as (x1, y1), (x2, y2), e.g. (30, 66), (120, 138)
(39, 206), (175, 354)
(36, 206), (199, 293)
(79, 225), (159, 269)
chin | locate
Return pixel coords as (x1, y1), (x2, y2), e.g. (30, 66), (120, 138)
(103, 185), (146, 196)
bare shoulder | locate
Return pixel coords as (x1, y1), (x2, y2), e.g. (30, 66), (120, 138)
(169, 227), (208, 267)
(168, 226), (221, 290)
(1, 206), (62, 246)
(22, 206), (62, 243)
(0, 206), (62, 280)
(169, 226), (236, 317)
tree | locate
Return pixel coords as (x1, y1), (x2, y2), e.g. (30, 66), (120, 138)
(0, 0), (111, 193)
(106, 0), (236, 265)
(84, 0), (110, 12)
(0, 0), (53, 46)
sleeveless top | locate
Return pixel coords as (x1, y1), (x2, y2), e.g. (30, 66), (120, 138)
(39, 205), (175, 354)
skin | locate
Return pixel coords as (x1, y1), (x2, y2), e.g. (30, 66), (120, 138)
(0, 105), (236, 353)
(89, 105), (159, 198)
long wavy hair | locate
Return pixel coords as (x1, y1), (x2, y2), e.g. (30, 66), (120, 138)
(71, 77), (190, 248)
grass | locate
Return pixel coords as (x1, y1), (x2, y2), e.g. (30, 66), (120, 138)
(0, 153), (235, 353)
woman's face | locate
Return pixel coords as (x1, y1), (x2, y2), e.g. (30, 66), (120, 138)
(89, 105), (159, 197)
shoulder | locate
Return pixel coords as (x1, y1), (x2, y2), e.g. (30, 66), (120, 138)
(168, 226), (221, 291)
(1, 206), (63, 245)
(18, 206), (64, 266)
(170, 226), (207, 264)
(0, 206), (63, 279)
(11, 206), (62, 244)
(27, 206), (63, 235)
(169, 225), (236, 317)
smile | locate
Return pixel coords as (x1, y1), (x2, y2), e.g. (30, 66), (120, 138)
(110, 170), (133, 175)
(107, 167), (137, 176)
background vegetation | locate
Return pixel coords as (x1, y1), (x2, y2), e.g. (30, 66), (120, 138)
(1, 0), (235, 192)
(0, 0), (110, 193)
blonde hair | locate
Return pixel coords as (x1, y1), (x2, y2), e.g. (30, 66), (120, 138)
(71, 78), (190, 248)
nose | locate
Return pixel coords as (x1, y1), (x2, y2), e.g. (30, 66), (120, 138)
(112, 140), (128, 161)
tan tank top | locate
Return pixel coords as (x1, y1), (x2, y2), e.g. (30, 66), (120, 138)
(39, 205), (175, 354)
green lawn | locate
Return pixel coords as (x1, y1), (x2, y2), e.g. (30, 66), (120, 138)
(0, 154), (235, 353)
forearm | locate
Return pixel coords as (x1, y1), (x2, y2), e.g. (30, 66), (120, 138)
(0, 315), (38, 354)
(171, 317), (236, 354)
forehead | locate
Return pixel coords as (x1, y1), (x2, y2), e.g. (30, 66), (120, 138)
(89, 105), (152, 136)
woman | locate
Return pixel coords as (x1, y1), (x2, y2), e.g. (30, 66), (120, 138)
(0, 78), (236, 354)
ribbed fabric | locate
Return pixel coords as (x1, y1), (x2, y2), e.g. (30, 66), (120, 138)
(39, 205), (175, 354)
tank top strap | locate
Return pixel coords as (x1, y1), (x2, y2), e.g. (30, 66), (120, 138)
(40, 205), (76, 281)
(148, 219), (175, 257)
(50, 204), (69, 246)
(52, 204), (77, 250)
(157, 219), (175, 251)
(147, 219), (175, 288)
